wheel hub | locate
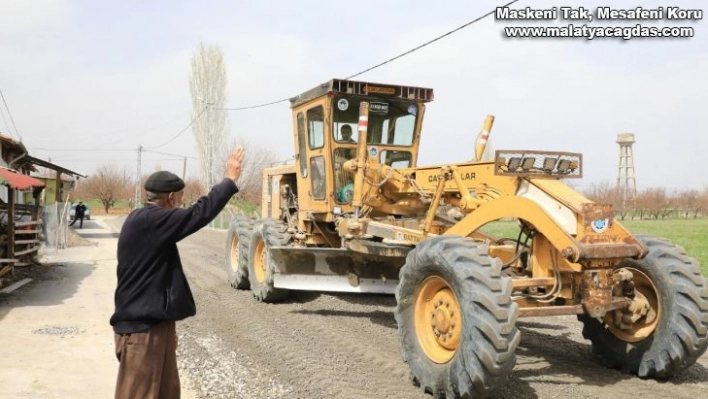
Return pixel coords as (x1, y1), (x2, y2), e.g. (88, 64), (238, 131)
(415, 276), (462, 363)
(254, 239), (267, 283)
(229, 236), (239, 273)
(606, 267), (660, 342)
(430, 293), (459, 350)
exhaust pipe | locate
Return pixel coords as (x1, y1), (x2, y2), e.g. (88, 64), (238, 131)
(474, 114), (495, 161)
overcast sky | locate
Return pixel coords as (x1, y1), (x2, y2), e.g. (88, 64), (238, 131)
(0, 0), (705, 191)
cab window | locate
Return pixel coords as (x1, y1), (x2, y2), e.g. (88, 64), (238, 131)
(332, 96), (417, 147)
(333, 148), (356, 204)
(310, 155), (326, 200)
(307, 106), (325, 149)
(297, 112), (307, 177)
(380, 150), (412, 168)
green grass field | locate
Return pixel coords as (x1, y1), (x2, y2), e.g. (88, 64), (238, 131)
(86, 200), (130, 215)
(481, 218), (708, 275)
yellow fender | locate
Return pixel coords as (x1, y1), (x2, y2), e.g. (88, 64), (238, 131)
(443, 196), (580, 262)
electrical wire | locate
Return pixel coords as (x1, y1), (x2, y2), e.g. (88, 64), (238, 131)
(146, 106), (208, 150)
(217, 0), (523, 111)
(0, 87), (23, 141)
(0, 101), (12, 137)
(29, 148), (135, 152)
(142, 149), (199, 159)
(15, 1), (525, 165)
(92, 108), (193, 137)
(346, 0), (522, 79)
(49, 157), (180, 163)
(215, 98), (291, 111)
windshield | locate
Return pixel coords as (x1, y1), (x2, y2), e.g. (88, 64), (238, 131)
(332, 96), (418, 146)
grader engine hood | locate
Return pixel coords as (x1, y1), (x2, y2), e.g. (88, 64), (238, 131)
(524, 178), (649, 262)
(491, 149), (649, 262)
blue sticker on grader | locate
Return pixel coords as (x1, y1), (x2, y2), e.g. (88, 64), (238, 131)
(591, 218), (609, 233)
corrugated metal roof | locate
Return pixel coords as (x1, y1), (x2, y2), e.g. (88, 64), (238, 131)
(24, 156), (85, 178)
(0, 167), (46, 190)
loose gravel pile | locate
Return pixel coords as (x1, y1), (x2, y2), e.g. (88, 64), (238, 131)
(177, 329), (292, 399)
(32, 325), (79, 337)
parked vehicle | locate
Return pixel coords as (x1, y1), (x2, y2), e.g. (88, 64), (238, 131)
(69, 204), (90, 220)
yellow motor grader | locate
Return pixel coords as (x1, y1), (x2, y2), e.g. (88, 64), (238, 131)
(225, 78), (708, 398)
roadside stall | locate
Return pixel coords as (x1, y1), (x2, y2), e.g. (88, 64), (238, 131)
(0, 167), (45, 284)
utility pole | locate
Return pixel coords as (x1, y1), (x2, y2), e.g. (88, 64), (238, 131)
(206, 103), (213, 190)
(206, 108), (214, 228)
(182, 156), (187, 180)
(134, 145), (143, 209)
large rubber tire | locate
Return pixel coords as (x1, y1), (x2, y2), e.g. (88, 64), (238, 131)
(247, 218), (291, 303)
(578, 234), (708, 378)
(394, 236), (520, 398)
(224, 216), (254, 290)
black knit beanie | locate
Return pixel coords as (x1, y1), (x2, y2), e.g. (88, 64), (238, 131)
(144, 171), (185, 193)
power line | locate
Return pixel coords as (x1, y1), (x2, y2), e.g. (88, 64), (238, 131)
(16, 2), (521, 165)
(143, 149), (198, 159)
(91, 108), (192, 137)
(346, 0), (521, 79)
(48, 157), (182, 163)
(29, 108), (207, 155)
(0, 101), (12, 137)
(146, 106), (208, 150)
(28, 148), (135, 152)
(215, 98), (290, 111)
(28, 145), (198, 162)
(214, 1), (521, 112)
(0, 86), (23, 141)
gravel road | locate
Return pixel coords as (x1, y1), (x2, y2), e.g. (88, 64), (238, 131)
(172, 227), (708, 399)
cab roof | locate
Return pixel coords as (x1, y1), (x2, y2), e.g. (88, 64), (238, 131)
(289, 78), (434, 108)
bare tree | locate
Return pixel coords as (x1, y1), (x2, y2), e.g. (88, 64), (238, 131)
(697, 186), (708, 218)
(73, 164), (134, 213)
(189, 41), (229, 197)
(182, 177), (206, 206)
(213, 137), (281, 205)
(636, 187), (670, 220)
(581, 180), (628, 220)
(671, 189), (701, 218)
(132, 172), (207, 209)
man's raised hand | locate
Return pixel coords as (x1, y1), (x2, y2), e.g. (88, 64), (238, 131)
(226, 146), (246, 183)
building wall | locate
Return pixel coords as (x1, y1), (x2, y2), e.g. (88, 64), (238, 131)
(23, 179), (74, 205)
(0, 185), (29, 205)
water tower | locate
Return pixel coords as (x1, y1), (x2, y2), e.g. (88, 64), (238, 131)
(616, 133), (637, 204)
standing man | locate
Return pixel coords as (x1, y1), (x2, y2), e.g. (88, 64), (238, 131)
(69, 201), (87, 228)
(110, 147), (246, 399)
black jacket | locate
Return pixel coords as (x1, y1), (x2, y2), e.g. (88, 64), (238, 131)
(110, 178), (238, 334)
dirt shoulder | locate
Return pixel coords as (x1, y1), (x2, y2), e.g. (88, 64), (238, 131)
(0, 216), (197, 399)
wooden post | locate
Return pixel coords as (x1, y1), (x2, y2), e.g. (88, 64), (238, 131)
(31, 187), (42, 221)
(8, 186), (15, 266)
(55, 171), (63, 202)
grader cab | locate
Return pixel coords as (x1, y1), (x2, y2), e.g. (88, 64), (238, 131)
(225, 78), (708, 398)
